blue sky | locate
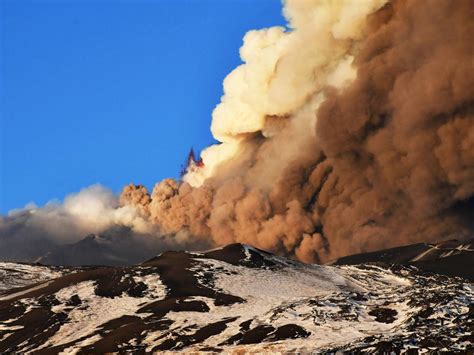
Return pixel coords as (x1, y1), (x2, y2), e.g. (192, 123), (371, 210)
(0, 0), (285, 213)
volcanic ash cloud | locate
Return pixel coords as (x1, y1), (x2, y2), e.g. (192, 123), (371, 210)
(4, 0), (472, 265)
(122, 0), (474, 262)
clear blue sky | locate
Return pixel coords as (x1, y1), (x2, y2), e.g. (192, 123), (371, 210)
(0, 0), (285, 213)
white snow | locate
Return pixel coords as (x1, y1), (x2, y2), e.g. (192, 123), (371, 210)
(35, 274), (166, 353)
(139, 259), (423, 351)
(0, 253), (472, 353)
(0, 280), (53, 301)
(0, 262), (63, 293)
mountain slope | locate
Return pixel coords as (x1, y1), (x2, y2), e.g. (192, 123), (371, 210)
(0, 244), (472, 353)
(0, 224), (190, 267)
(0, 263), (66, 293)
(36, 234), (128, 266)
(36, 232), (165, 267)
(331, 238), (474, 280)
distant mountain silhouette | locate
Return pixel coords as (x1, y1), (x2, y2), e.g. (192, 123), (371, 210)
(331, 238), (474, 280)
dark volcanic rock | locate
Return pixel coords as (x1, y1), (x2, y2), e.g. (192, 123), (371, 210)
(203, 243), (278, 269)
(142, 250), (245, 306)
(270, 324), (311, 340)
(153, 317), (238, 351)
(369, 307), (398, 323)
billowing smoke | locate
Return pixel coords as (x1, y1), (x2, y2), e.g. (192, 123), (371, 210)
(119, 0), (383, 262)
(121, 0), (473, 263)
(3, 0), (472, 265)
(315, 0), (474, 259)
(3, 185), (149, 240)
(0, 185), (206, 263)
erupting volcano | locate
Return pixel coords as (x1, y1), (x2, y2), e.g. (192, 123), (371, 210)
(120, 0), (474, 264)
(1, 0), (473, 352)
(2, 0), (473, 266)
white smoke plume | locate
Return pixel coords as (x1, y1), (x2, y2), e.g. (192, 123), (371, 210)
(0, 184), (210, 263)
(5, 185), (149, 238)
(185, 0), (386, 187)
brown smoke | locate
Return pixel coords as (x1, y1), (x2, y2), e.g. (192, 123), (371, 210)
(316, 0), (474, 259)
(121, 0), (474, 263)
(120, 184), (151, 217)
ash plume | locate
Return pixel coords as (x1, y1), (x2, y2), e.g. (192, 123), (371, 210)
(122, 0), (473, 263)
(3, 0), (472, 265)
(122, 0), (390, 262)
(316, 0), (474, 259)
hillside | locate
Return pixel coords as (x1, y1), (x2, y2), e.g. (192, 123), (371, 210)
(0, 243), (472, 353)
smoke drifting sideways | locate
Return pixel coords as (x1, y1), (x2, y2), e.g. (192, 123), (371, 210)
(0, 185), (205, 263)
(3, 0), (473, 265)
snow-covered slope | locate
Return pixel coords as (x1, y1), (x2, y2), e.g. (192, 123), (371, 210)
(332, 238), (474, 281)
(0, 263), (65, 293)
(0, 244), (472, 353)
